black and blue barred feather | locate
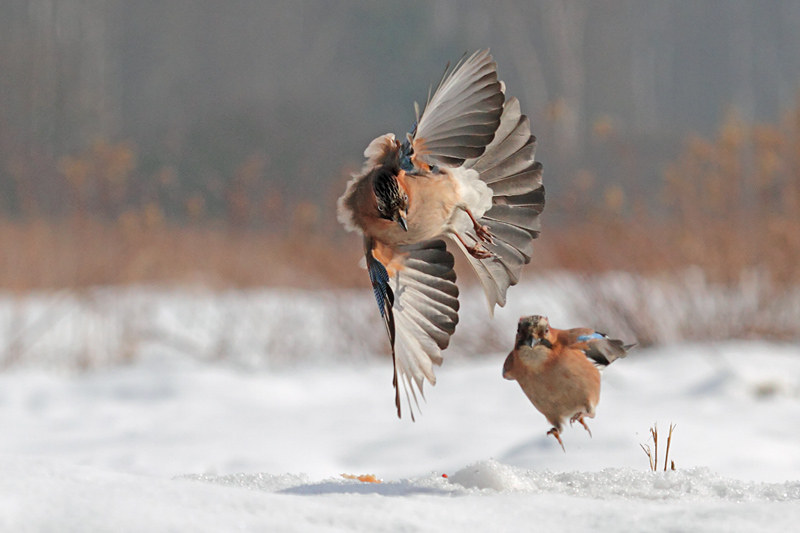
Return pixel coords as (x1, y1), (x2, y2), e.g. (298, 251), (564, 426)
(364, 237), (395, 348)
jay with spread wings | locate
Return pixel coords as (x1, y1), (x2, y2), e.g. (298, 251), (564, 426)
(337, 50), (545, 419)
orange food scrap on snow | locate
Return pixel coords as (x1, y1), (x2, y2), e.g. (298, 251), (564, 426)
(340, 473), (382, 484)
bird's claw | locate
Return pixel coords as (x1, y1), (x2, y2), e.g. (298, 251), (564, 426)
(570, 414), (592, 437)
(547, 427), (566, 452)
(475, 224), (495, 245)
(467, 243), (494, 260)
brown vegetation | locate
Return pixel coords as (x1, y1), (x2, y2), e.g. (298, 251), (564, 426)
(641, 423), (677, 472)
(1, 102), (800, 292)
(542, 103), (800, 285)
(0, 218), (363, 291)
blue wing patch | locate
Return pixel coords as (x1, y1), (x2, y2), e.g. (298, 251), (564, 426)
(368, 255), (393, 319)
(577, 333), (605, 342)
(364, 237), (401, 418)
(364, 238), (396, 349)
(399, 121), (418, 172)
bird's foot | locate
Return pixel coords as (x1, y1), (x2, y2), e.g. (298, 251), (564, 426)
(460, 206), (495, 245)
(466, 243), (493, 260)
(547, 427), (566, 452)
(475, 223), (495, 245)
(454, 231), (494, 259)
(570, 414), (592, 437)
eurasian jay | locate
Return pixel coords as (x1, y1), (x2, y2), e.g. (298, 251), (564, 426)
(503, 315), (631, 450)
(338, 50), (544, 419)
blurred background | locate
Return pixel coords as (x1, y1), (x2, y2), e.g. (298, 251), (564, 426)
(2, 0), (800, 368)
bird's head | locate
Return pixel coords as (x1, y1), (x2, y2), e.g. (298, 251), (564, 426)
(516, 315), (550, 348)
(372, 167), (409, 232)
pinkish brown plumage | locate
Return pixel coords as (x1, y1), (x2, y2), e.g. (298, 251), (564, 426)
(337, 50), (545, 419)
(503, 315), (632, 450)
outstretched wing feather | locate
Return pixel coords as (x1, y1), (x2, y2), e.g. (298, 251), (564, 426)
(364, 238), (460, 419)
(412, 50), (504, 168)
(576, 336), (630, 372)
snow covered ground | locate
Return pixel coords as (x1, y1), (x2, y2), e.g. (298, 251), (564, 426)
(1, 335), (800, 531)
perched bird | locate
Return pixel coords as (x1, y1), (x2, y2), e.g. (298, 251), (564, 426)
(502, 315), (631, 450)
(338, 50), (544, 419)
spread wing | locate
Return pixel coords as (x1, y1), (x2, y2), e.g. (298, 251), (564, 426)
(457, 96), (545, 312)
(410, 49), (505, 169)
(364, 237), (459, 420)
(572, 332), (632, 372)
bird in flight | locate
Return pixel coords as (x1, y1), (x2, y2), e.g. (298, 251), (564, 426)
(502, 315), (632, 450)
(338, 50), (544, 419)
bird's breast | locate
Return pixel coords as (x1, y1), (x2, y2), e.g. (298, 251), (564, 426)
(515, 348), (600, 421)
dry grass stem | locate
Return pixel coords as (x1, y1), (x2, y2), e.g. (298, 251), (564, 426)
(640, 443), (654, 472)
(651, 424), (658, 471)
(642, 422), (677, 472)
(664, 423), (676, 472)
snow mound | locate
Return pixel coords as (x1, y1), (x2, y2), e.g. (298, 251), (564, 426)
(447, 460), (800, 502)
(181, 460), (800, 503)
(449, 460), (529, 491)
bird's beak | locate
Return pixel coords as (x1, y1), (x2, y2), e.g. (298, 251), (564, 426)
(522, 336), (534, 347)
(394, 210), (408, 232)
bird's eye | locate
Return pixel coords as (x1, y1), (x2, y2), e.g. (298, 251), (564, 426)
(403, 193), (409, 204)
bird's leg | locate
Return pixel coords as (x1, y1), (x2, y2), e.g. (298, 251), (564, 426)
(547, 427), (566, 452)
(571, 414), (592, 438)
(460, 206), (495, 245)
(453, 231), (493, 260)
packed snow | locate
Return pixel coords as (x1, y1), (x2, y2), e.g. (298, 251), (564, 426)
(1, 285), (800, 531)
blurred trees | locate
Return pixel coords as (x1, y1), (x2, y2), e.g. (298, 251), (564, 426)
(1, 1), (800, 289)
(2, 0), (800, 223)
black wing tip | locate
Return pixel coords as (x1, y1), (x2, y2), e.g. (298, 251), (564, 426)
(587, 352), (612, 367)
(584, 337), (633, 368)
(619, 343), (636, 357)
